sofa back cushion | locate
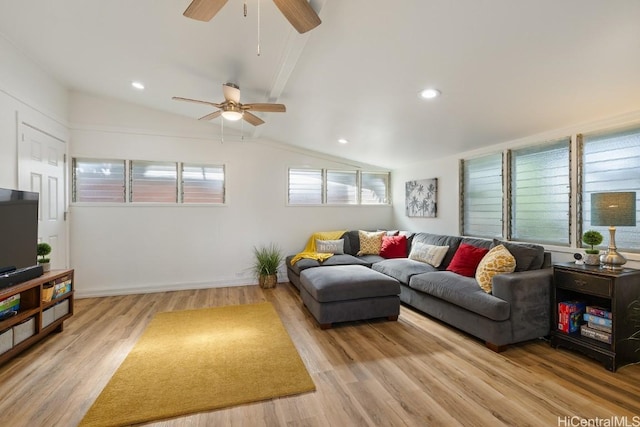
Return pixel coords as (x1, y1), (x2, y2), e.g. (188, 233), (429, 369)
(446, 243), (490, 277)
(380, 235), (408, 258)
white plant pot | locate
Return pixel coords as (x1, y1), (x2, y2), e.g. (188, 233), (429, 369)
(583, 254), (600, 266)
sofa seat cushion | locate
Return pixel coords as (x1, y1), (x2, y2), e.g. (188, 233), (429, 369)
(408, 271), (510, 321)
(357, 254), (386, 266)
(300, 265), (400, 303)
(287, 254), (369, 275)
(372, 258), (437, 285)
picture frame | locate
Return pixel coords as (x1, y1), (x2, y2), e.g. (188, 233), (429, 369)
(405, 178), (437, 217)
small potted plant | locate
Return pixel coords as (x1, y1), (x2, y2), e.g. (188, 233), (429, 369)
(37, 242), (52, 272)
(582, 230), (603, 266)
(252, 244), (284, 289)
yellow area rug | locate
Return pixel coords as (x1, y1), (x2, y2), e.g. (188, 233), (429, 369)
(80, 302), (315, 427)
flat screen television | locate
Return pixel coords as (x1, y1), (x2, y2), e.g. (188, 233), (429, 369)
(0, 188), (39, 273)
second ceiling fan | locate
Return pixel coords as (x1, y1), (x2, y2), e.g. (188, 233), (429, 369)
(183, 0), (321, 34)
(173, 83), (286, 126)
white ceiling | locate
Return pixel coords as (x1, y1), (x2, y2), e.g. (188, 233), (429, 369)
(1, 0), (640, 169)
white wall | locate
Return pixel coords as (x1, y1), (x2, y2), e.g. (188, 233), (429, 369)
(69, 92), (393, 297)
(0, 35), (69, 189)
(391, 110), (640, 269)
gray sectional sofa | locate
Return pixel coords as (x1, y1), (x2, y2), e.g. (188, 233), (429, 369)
(286, 230), (553, 351)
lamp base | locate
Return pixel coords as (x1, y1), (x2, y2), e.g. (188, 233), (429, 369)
(599, 249), (627, 271)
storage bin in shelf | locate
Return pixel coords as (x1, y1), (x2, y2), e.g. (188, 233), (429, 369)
(42, 306), (55, 329)
(0, 328), (12, 355)
(13, 317), (35, 346)
(53, 299), (69, 320)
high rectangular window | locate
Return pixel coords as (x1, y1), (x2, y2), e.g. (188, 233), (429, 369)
(326, 170), (357, 204)
(182, 164), (225, 204)
(510, 139), (570, 245)
(288, 168), (323, 205)
(130, 161), (178, 203)
(361, 172), (389, 204)
(72, 158), (126, 203)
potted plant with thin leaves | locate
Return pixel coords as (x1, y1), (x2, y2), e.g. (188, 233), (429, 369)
(252, 244), (284, 289)
(582, 230), (603, 266)
(37, 242), (52, 272)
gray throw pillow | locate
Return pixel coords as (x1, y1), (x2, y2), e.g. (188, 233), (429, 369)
(492, 239), (544, 271)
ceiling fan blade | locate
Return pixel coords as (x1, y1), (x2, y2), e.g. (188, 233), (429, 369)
(172, 96), (222, 108)
(242, 103), (286, 113)
(222, 83), (241, 103)
(198, 110), (222, 121)
(183, 0), (228, 22)
(242, 112), (265, 126)
(272, 0), (321, 33)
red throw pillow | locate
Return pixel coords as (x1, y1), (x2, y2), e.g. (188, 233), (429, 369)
(446, 243), (490, 277)
(380, 235), (407, 259)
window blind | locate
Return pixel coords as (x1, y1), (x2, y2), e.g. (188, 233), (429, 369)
(72, 158), (125, 202)
(461, 153), (503, 238)
(582, 128), (640, 252)
(288, 168), (323, 204)
(510, 140), (570, 245)
(130, 161), (177, 203)
(326, 170), (357, 204)
(361, 172), (389, 204)
(182, 164), (225, 204)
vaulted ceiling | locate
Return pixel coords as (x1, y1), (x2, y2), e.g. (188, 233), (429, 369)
(1, 0), (639, 169)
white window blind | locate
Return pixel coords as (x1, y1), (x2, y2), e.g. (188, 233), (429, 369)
(582, 128), (640, 252)
(510, 140), (570, 245)
(288, 169), (323, 204)
(182, 164), (225, 204)
(73, 158), (125, 202)
(130, 161), (177, 203)
(461, 154), (503, 238)
(361, 172), (389, 204)
(326, 170), (357, 204)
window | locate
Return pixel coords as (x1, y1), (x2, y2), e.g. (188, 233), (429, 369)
(510, 139), (570, 245)
(72, 158), (226, 205)
(326, 170), (357, 204)
(288, 169), (323, 204)
(72, 158), (125, 202)
(361, 172), (389, 204)
(130, 161), (177, 203)
(581, 128), (640, 252)
(182, 164), (225, 204)
(461, 154), (503, 238)
(288, 168), (390, 205)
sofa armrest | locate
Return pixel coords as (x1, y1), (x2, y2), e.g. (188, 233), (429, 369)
(492, 268), (553, 340)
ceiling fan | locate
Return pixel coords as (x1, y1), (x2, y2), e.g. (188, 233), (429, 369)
(183, 0), (321, 34)
(173, 83), (286, 126)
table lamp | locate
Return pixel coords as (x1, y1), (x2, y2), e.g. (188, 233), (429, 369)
(590, 192), (636, 270)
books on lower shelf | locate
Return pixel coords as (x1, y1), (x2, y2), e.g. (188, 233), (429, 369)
(583, 313), (612, 328)
(586, 305), (612, 319)
(580, 324), (612, 344)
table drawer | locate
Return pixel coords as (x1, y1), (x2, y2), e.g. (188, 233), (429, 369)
(554, 270), (612, 297)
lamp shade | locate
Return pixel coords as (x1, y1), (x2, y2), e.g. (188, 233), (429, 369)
(590, 192), (636, 226)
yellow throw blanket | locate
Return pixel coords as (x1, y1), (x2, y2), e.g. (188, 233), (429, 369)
(290, 230), (347, 265)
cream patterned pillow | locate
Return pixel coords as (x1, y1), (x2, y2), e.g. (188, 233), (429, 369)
(357, 230), (385, 255)
(475, 244), (516, 293)
(408, 242), (449, 267)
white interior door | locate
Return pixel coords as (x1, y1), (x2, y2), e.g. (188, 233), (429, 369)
(18, 123), (68, 270)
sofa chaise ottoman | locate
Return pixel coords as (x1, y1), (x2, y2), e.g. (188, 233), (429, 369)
(299, 265), (401, 329)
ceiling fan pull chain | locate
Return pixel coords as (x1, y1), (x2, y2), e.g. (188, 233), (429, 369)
(220, 116), (224, 144)
(244, 0), (247, 17)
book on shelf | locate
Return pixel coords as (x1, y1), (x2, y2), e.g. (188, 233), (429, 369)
(586, 305), (612, 319)
(587, 321), (612, 333)
(0, 294), (20, 319)
(53, 279), (72, 299)
(583, 313), (612, 328)
(580, 324), (612, 344)
(558, 301), (586, 333)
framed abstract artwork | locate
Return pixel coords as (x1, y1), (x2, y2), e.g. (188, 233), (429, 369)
(405, 178), (437, 217)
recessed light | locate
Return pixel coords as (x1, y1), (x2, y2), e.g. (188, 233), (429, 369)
(338, 138), (349, 144)
(420, 88), (440, 99)
(131, 81), (145, 90)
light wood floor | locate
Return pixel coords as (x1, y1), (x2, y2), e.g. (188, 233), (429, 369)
(1, 283), (639, 427)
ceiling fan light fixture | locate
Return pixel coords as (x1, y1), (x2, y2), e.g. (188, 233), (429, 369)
(221, 110), (244, 121)
(420, 88), (441, 99)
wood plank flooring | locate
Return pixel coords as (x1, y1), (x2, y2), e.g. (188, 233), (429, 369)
(1, 282), (639, 426)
